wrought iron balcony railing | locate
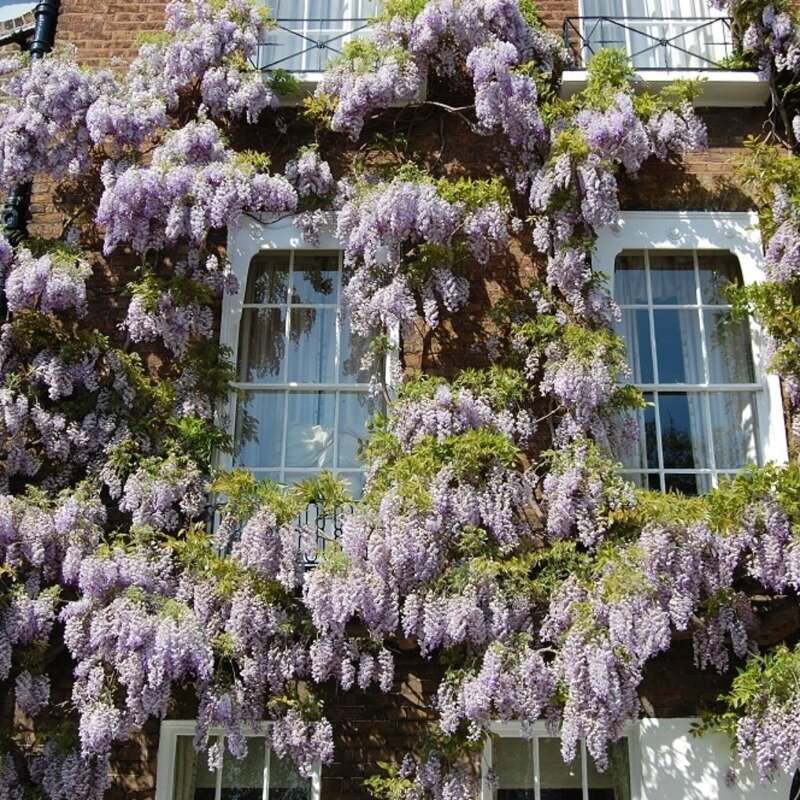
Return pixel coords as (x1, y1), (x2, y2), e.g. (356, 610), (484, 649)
(254, 16), (373, 75)
(563, 16), (736, 71)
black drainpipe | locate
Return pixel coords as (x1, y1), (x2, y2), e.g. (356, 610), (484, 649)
(0, 0), (62, 317)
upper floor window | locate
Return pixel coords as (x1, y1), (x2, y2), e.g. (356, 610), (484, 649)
(155, 721), (320, 800)
(224, 218), (379, 499)
(577, 0), (732, 70)
(594, 212), (788, 496)
(482, 723), (635, 800)
(257, 0), (382, 77)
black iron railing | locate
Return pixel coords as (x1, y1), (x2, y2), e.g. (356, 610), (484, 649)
(563, 16), (735, 70)
(254, 17), (373, 74)
(297, 500), (351, 567)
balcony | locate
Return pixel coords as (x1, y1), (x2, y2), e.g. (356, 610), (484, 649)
(562, 16), (769, 107)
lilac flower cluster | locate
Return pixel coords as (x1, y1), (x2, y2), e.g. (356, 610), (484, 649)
(5, 249), (92, 317)
(97, 120), (297, 254)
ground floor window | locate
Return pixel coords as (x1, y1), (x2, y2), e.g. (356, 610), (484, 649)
(156, 722), (319, 800)
(483, 724), (635, 800)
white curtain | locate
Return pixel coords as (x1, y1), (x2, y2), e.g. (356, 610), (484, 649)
(173, 737), (199, 800)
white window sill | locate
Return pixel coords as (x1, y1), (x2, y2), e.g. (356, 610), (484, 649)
(560, 69), (769, 107)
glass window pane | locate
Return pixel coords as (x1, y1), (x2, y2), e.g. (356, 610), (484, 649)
(657, 392), (710, 470)
(339, 309), (373, 384)
(246, 253), (290, 304)
(221, 738), (266, 800)
(649, 251), (696, 305)
(664, 473), (711, 496)
(613, 250), (647, 305)
(704, 311), (755, 384)
(618, 394), (657, 471)
(709, 391), (759, 469)
(291, 252), (339, 304)
(338, 470), (366, 499)
(697, 250), (742, 305)
(337, 393), (372, 468)
(287, 308), (337, 383)
(269, 750), (311, 800)
(238, 308), (286, 383)
(587, 740), (631, 800)
(617, 309), (653, 383)
(285, 392), (335, 468)
(653, 310), (703, 384)
(235, 392), (285, 469)
(539, 737), (582, 799)
(493, 737), (534, 800)
(173, 735), (218, 800)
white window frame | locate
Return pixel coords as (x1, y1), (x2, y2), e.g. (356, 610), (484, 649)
(594, 210), (788, 489)
(481, 720), (642, 800)
(223, 215), (394, 487)
(155, 719), (322, 800)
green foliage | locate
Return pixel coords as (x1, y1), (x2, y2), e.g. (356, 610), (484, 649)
(266, 69), (300, 97)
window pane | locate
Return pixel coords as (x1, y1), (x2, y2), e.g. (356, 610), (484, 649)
(337, 393), (372, 468)
(285, 392), (335, 468)
(493, 737), (534, 800)
(339, 310), (374, 384)
(539, 737), (582, 800)
(339, 470), (366, 499)
(614, 250), (646, 305)
(657, 392), (710, 470)
(664, 472), (712, 496)
(709, 391), (759, 469)
(246, 253), (290, 304)
(704, 311), (755, 384)
(697, 250), (742, 305)
(235, 392), (285, 469)
(221, 738), (266, 800)
(618, 394), (657, 471)
(587, 740), (631, 800)
(173, 735), (218, 800)
(649, 251), (696, 305)
(287, 308), (337, 383)
(269, 750), (311, 800)
(238, 308), (286, 382)
(617, 309), (653, 383)
(291, 252), (339, 304)
(653, 310), (703, 384)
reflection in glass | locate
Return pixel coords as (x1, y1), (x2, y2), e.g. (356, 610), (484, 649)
(246, 253), (290, 303)
(235, 392), (285, 469)
(709, 391), (758, 469)
(238, 308), (285, 382)
(494, 737), (534, 800)
(698, 250), (742, 305)
(617, 309), (653, 384)
(587, 740), (631, 800)
(221, 739), (265, 800)
(653, 310), (703, 384)
(649, 251), (696, 304)
(291, 252), (339, 304)
(704, 311), (755, 384)
(337, 393), (371, 468)
(173, 735), (217, 800)
(287, 308), (336, 384)
(613, 250), (646, 305)
(285, 392), (336, 468)
(539, 738), (582, 800)
(657, 392), (710, 470)
(269, 750), (311, 800)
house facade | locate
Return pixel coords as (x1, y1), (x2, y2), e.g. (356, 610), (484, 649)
(4, 0), (799, 799)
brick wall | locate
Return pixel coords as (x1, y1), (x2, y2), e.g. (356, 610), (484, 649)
(21, 2), (788, 798)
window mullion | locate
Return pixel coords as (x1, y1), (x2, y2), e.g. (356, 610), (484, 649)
(280, 252), (294, 483)
(694, 251), (717, 487)
(581, 740), (589, 800)
(215, 738), (224, 800)
(643, 251), (666, 490)
(262, 737), (271, 800)
(533, 736), (541, 800)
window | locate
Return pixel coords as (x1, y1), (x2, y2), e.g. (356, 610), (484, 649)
(257, 1), (382, 77)
(482, 723), (637, 800)
(595, 212), (788, 496)
(578, 0), (731, 70)
(224, 217), (381, 499)
(155, 721), (320, 800)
